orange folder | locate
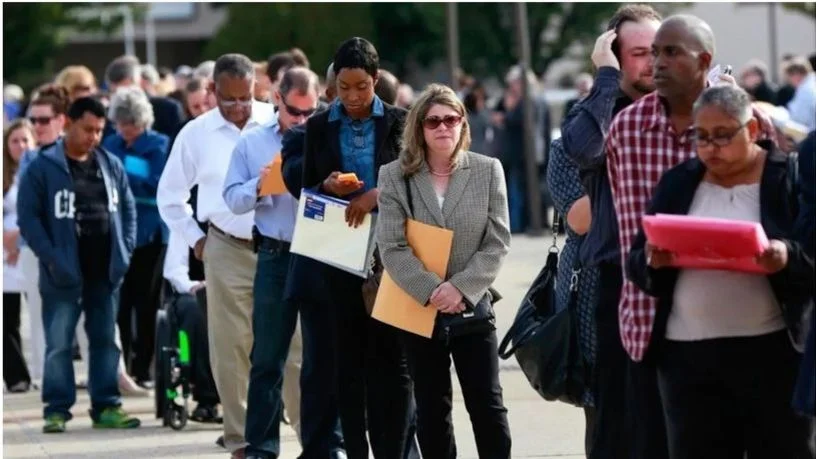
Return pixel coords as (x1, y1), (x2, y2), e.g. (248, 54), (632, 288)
(259, 154), (287, 196)
(372, 219), (454, 338)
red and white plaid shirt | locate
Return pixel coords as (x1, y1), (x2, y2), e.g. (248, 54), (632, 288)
(606, 92), (776, 361)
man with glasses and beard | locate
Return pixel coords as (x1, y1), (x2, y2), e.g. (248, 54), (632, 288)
(558, 5), (664, 458)
(157, 53), (276, 459)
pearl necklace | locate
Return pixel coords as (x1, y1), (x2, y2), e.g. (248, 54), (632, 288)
(429, 167), (454, 177)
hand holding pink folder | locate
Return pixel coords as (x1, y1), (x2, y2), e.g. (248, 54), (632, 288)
(642, 213), (771, 274)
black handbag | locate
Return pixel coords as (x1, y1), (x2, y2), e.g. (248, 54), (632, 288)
(402, 175), (498, 342)
(497, 219), (588, 407)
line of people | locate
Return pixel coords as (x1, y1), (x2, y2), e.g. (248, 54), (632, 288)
(548, 5), (815, 459)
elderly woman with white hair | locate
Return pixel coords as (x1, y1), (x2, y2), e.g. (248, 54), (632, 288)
(102, 87), (170, 389)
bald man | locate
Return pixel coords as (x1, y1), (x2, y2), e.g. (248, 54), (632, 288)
(324, 63), (336, 102)
(607, 14), (778, 459)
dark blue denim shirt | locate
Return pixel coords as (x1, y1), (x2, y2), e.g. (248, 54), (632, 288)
(560, 66), (632, 267)
(328, 96), (384, 195)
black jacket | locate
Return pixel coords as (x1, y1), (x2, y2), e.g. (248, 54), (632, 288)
(301, 102), (407, 195)
(627, 141), (814, 350)
(281, 101), (406, 300)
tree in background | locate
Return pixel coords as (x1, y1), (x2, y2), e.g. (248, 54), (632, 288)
(3, 3), (125, 91)
(206, 3), (623, 81)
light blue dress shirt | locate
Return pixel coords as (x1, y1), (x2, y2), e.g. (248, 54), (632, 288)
(328, 96), (384, 194)
(222, 118), (298, 242)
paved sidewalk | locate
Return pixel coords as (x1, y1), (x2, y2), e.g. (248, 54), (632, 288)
(3, 234), (588, 458)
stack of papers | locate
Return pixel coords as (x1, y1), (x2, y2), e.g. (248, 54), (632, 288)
(290, 190), (377, 278)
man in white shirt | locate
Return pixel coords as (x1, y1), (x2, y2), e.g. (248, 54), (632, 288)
(162, 231), (221, 423)
(157, 53), (275, 458)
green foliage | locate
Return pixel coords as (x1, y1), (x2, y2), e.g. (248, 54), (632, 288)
(782, 2), (816, 17)
(206, 3), (623, 81)
(204, 3), (375, 74)
(2, 3), (124, 90)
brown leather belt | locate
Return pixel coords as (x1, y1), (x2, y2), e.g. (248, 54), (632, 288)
(208, 223), (253, 250)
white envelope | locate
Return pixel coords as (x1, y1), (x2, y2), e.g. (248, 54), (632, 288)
(290, 189), (377, 278)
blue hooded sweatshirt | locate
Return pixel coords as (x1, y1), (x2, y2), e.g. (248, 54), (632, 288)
(16, 139), (137, 299)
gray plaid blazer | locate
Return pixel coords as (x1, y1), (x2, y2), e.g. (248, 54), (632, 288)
(376, 151), (511, 307)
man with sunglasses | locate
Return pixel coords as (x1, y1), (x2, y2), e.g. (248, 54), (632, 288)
(157, 53), (276, 459)
(222, 66), (320, 459)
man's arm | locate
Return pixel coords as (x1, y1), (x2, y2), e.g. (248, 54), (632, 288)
(560, 67), (622, 169)
(281, 126), (306, 199)
(16, 162), (57, 264)
(115, 157), (138, 253)
(223, 135), (266, 215)
(163, 231), (198, 294)
(157, 127), (205, 249)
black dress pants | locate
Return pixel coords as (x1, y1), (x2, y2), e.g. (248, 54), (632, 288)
(172, 291), (219, 405)
(589, 262), (630, 459)
(327, 269), (414, 459)
(119, 241), (165, 381)
(3, 292), (31, 389)
(658, 330), (812, 459)
(401, 330), (512, 459)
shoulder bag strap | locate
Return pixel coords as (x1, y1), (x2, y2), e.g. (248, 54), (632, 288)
(404, 175), (415, 218)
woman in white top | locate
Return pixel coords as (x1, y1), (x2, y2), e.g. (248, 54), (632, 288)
(4, 119), (35, 392)
(628, 86), (814, 459)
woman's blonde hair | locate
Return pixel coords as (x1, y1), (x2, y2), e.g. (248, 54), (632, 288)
(400, 83), (471, 176)
(3, 119), (33, 195)
(54, 65), (97, 100)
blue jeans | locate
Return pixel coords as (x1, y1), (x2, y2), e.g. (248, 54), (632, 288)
(245, 244), (297, 456)
(41, 281), (121, 421)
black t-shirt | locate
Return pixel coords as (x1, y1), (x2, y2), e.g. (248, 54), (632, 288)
(67, 154), (111, 280)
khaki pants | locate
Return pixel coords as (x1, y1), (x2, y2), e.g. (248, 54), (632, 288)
(203, 228), (303, 451)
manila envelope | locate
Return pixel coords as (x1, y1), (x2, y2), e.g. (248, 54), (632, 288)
(372, 219), (454, 338)
(259, 154), (287, 196)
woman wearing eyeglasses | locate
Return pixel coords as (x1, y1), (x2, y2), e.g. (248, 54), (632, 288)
(627, 85), (814, 458)
(377, 83), (512, 458)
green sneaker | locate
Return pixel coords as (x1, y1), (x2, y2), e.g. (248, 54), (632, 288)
(92, 407), (141, 429)
(43, 414), (66, 433)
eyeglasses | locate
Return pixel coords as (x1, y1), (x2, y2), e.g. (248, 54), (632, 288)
(423, 115), (463, 130)
(283, 101), (316, 118)
(28, 116), (53, 125)
(693, 122), (748, 148)
(218, 98), (253, 108)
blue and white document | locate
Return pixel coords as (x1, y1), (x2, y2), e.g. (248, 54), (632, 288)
(290, 189), (377, 278)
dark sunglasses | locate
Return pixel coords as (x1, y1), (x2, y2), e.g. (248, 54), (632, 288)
(422, 115), (463, 130)
(28, 116), (54, 125)
(283, 101), (316, 118)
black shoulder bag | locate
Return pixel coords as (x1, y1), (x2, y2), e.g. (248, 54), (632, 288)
(403, 175), (497, 343)
(497, 217), (587, 407)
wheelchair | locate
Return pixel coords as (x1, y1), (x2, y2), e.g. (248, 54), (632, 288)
(154, 280), (200, 431)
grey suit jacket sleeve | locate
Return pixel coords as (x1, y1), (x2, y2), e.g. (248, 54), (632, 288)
(376, 165), (444, 306)
(448, 159), (511, 306)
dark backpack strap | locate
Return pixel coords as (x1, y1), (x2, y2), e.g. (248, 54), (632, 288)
(404, 175), (414, 218)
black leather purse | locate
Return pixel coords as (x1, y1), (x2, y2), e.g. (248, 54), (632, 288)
(402, 175), (499, 342)
(497, 218), (588, 407)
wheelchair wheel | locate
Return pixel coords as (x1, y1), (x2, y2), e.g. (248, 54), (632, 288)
(154, 309), (171, 419)
(166, 402), (188, 431)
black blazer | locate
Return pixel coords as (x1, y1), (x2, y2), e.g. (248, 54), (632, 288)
(280, 123), (328, 304)
(627, 141), (814, 351)
(149, 95), (186, 142)
(301, 102), (407, 196)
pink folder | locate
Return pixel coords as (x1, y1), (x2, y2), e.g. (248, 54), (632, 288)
(642, 213), (771, 274)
